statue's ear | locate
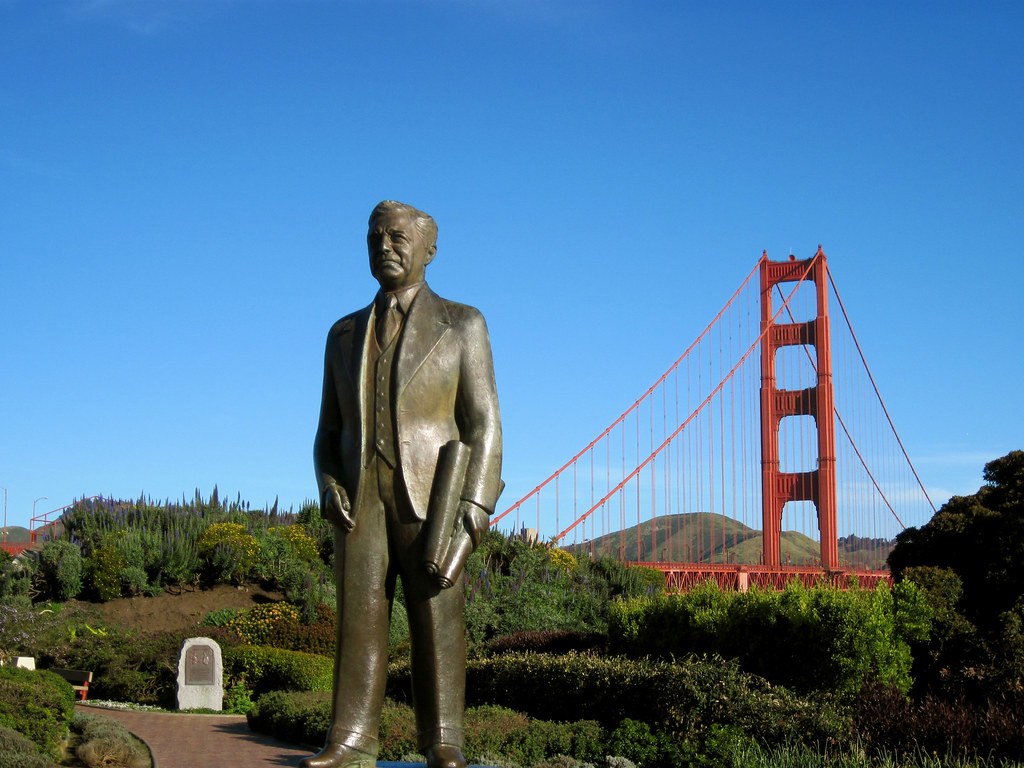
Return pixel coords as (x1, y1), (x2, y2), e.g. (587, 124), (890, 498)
(425, 245), (437, 265)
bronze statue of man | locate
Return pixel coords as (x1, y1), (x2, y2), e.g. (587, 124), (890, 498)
(304, 200), (503, 768)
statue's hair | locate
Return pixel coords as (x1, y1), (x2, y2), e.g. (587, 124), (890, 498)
(369, 200), (437, 250)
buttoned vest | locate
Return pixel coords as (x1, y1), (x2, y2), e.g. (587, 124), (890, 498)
(367, 313), (399, 468)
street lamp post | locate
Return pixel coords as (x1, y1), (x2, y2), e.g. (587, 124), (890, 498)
(32, 496), (49, 544)
(33, 496), (48, 524)
(2, 487), (7, 546)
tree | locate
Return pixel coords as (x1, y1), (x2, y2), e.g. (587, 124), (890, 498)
(889, 450), (1024, 631)
(889, 450), (1024, 703)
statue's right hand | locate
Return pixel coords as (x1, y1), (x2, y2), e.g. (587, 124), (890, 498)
(323, 485), (355, 532)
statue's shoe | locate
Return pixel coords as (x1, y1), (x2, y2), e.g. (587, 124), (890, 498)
(298, 743), (377, 768)
(425, 743), (468, 768)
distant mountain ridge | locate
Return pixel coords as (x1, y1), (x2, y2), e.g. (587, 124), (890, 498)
(567, 512), (892, 570)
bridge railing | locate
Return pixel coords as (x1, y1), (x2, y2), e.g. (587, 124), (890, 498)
(634, 561), (892, 592)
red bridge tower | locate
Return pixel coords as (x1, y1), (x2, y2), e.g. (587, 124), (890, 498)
(759, 249), (839, 570)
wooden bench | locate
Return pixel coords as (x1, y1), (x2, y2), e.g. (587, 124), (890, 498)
(51, 668), (93, 701)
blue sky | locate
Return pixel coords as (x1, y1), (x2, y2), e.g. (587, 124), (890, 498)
(2, 0), (1021, 535)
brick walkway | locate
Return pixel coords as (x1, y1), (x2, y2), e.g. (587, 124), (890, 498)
(77, 705), (311, 768)
(77, 705), (485, 768)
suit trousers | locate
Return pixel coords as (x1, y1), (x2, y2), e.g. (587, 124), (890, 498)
(329, 454), (467, 754)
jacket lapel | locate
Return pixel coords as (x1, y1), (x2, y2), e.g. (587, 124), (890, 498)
(340, 303), (373, 393)
(396, 285), (451, 398)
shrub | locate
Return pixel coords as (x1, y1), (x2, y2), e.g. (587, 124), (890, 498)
(275, 557), (334, 623)
(0, 667), (75, 759)
(0, 751), (57, 768)
(0, 724), (40, 755)
(247, 689), (332, 747)
(0, 553), (34, 602)
(200, 607), (239, 628)
(120, 565), (149, 597)
(609, 580), (931, 696)
(248, 690), (608, 766)
(436, 652), (848, 751)
(224, 602), (301, 646)
(88, 545), (127, 601)
(484, 629), (606, 656)
(42, 624), (189, 708)
(72, 712), (149, 768)
(378, 699), (419, 758)
(199, 522), (260, 584)
(36, 541), (83, 601)
(157, 528), (202, 588)
(464, 533), (612, 644)
(224, 645), (332, 695)
(853, 681), (1024, 763)
(264, 603), (336, 656)
(605, 719), (659, 768)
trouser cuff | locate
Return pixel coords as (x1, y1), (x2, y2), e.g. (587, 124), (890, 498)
(326, 725), (378, 755)
(417, 726), (464, 751)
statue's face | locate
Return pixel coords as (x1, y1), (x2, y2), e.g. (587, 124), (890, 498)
(367, 209), (435, 291)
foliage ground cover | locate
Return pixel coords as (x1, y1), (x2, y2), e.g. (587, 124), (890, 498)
(2, 452), (1024, 767)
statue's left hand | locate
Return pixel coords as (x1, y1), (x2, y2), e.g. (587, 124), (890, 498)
(461, 501), (489, 548)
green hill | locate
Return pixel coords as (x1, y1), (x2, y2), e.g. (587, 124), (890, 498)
(0, 526), (31, 544)
(567, 513), (892, 569)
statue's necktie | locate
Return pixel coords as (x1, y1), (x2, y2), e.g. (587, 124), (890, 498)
(376, 294), (400, 348)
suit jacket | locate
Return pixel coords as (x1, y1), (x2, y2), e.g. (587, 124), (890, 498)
(315, 283), (502, 523)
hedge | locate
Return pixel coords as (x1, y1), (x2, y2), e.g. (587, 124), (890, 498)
(247, 691), (606, 766)
(387, 651), (849, 751)
(0, 667), (75, 759)
(223, 645), (333, 695)
(608, 580), (932, 696)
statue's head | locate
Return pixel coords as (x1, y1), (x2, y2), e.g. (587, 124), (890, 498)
(367, 200), (437, 291)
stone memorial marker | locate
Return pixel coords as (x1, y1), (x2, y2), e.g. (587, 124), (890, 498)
(176, 636), (223, 710)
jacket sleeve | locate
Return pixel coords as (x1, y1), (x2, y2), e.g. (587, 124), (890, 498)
(455, 309), (503, 513)
(313, 327), (345, 505)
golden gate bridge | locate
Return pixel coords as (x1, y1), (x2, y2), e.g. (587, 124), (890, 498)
(490, 248), (936, 590)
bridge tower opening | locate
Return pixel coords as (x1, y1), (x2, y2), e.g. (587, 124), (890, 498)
(759, 249), (838, 570)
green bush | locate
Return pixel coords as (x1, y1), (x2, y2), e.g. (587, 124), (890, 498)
(0, 553), (35, 602)
(248, 690), (607, 766)
(224, 602), (301, 646)
(88, 545), (127, 601)
(42, 624), (187, 708)
(0, 667), (75, 759)
(0, 722), (57, 768)
(224, 645), (332, 695)
(72, 712), (149, 768)
(247, 689), (332, 747)
(605, 719), (659, 768)
(436, 652), (848, 752)
(200, 607), (240, 628)
(0, 751), (58, 768)
(265, 603), (336, 656)
(609, 580), (932, 696)
(465, 534), (611, 645)
(0, 724), (40, 755)
(199, 522), (260, 584)
(484, 629), (606, 656)
(853, 681), (1024, 763)
(37, 541), (83, 601)
(378, 699), (419, 758)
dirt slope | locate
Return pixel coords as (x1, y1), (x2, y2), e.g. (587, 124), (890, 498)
(83, 584), (283, 635)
